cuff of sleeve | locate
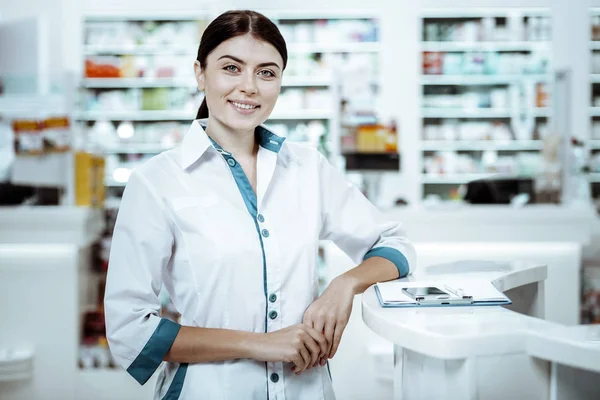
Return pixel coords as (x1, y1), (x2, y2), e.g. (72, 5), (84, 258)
(364, 246), (410, 278)
(126, 318), (181, 385)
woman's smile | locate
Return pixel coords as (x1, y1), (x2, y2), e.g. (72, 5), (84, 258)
(228, 99), (261, 115)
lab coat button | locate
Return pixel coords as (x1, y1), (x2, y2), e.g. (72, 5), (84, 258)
(262, 229), (270, 238)
(269, 310), (278, 320)
(227, 158), (236, 167)
(270, 373), (279, 383)
(269, 293), (277, 303)
(257, 214), (265, 223)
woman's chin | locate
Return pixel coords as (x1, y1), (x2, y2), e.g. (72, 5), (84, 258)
(225, 114), (265, 132)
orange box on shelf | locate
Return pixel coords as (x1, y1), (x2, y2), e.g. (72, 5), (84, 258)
(355, 124), (397, 153)
(12, 119), (44, 155)
(43, 117), (71, 153)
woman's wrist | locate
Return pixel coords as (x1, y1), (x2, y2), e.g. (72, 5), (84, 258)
(239, 331), (264, 360)
(335, 273), (362, 296)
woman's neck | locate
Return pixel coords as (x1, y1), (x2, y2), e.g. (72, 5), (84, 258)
(205, 117), (258, 160)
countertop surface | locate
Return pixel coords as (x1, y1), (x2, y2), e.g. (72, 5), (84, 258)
(362, 260), (600, 372)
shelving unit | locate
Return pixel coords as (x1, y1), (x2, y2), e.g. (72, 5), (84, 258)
(263, 10), (383, 172)
(590, 9), (600, 201)
(421, 140), (543, 151)
(78, 10), (388, 201)
(421, 41), (549, 52)
(74, 109), (333, 122)
(82, 76), (333, 88)
(419, 8), (552, 200)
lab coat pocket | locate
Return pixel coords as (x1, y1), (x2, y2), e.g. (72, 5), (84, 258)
(169, 195), (225, 310)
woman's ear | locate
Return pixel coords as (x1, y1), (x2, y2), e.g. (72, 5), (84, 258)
(194, 60), (205, 91)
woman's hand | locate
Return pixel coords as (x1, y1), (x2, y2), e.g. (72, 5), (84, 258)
(247, 324), (328, 374)
(302, 275), (356, 366)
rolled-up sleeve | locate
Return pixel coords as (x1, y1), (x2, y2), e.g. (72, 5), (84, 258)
(317, 153), (416, 278)
(104, 170), (180, 385)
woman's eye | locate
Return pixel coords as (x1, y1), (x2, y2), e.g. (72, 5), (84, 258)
(258, 70), (276, 78)
(224, 65), (239, 73)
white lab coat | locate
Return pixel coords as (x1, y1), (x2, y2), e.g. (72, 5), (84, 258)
(104, 119), (416, 400)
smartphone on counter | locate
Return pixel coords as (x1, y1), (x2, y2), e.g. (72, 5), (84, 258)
(401, 286), (472, 305)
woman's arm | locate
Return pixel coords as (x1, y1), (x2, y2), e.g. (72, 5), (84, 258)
(302, 152), (417, 366)
(339, 255), (399, 295)
(302, 257), (397, 366)
(164, 324), (328, 374)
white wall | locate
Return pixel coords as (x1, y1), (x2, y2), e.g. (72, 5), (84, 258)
(0, 0), (77, 77)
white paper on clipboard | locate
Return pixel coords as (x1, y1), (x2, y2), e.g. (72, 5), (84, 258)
(375, 279), (510, 307)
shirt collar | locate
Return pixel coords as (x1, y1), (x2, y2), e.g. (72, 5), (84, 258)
(179, 119), (300, 170)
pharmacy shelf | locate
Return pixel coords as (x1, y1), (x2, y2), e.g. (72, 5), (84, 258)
(282, 76), (333, 87)
(82, 76), (332, 88)
(75, 110), (332, 121)
(421, 41), (550, 52)
(532, 107), (551, 117)
(422, 8), (550, 19)
(264, 9), (380, 20)
(74, 110), (194, 121)
(287, 42), (380, 53)
(422, 108), (511, 119)
(590, 140), (600, 149)
(270, 110), (332, 120)
(104, 197), (122, 209)
(104, 178), (127, 187)
(590, 41), (600, 50)
(589, 173), (600, 183)
(589, 107), (600, 117)
(421, 140), (543, 151)
(82, 78), (193, 88)
(84, 45), (195, 56)
(102, 144), (176, 154)
(84, 12), (206, 21)
(421, 74), (550, 85)
(421, 173), (531, 184)
(591, 74), (600, 83)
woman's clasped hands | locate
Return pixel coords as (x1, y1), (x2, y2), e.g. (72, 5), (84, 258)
(249, 276), (355, 374)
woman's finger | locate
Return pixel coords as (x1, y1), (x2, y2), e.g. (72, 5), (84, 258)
(303, 336), (321, 370)
(329, 320), (348, 358)
(298, 345), (311, 373)
(305, 325), (328, 359)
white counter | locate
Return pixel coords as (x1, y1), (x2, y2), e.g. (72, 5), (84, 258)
(361, 260), (600, 400)
(0, 206), (104, 246)
(0, 207), (155, 400)
(382, 204), (594, 244)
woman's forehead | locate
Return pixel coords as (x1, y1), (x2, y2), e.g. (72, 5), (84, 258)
(208, 34), (283, 67)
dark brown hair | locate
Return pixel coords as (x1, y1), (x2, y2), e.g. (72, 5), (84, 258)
(195, 10), (288, 119)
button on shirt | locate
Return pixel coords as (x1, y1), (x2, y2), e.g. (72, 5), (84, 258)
(104, 119), (416, 400)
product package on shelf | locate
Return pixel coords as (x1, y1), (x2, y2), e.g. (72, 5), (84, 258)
(13, 116), (72, 155)
(75, 152), (105, 207)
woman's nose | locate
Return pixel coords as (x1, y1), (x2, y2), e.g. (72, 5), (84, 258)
(238, 73), (258, 95)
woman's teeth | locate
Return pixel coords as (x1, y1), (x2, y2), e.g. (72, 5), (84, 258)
(231, 101), (257, 110)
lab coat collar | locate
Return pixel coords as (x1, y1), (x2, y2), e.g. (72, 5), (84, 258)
(180, 119), (300, 170)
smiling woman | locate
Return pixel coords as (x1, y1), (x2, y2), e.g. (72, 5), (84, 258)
(104, 9), (415, 400)
(194, 36), (283, 133)
(194, 10), (287, 132)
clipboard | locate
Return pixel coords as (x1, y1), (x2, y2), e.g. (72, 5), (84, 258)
(374, 280), (512, 308)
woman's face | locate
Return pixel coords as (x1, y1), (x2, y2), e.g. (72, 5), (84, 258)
(195, 34), (284, 133)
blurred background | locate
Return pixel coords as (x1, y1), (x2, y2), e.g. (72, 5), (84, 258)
(1, 0), (600, 399)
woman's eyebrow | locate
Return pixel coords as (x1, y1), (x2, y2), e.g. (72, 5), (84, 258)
(217, 54), (281, 70)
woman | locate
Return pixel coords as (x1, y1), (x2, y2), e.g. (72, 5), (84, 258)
(104, 10), (416, 400)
